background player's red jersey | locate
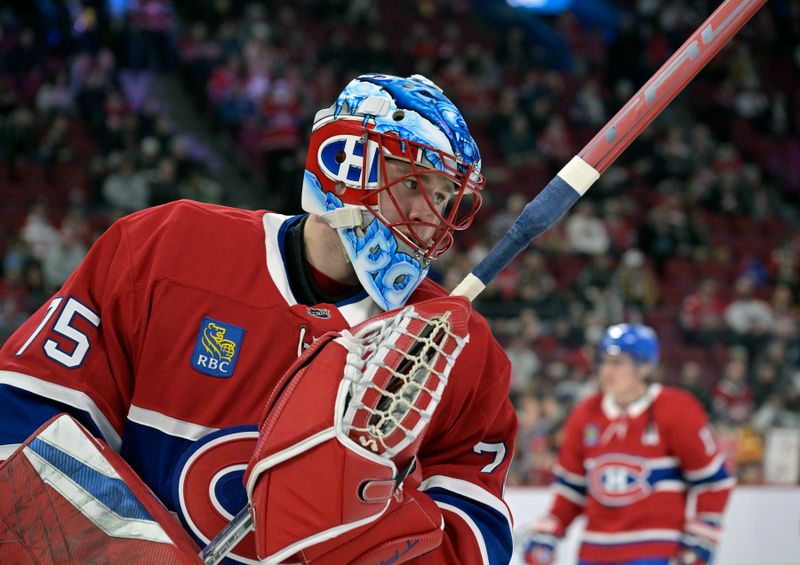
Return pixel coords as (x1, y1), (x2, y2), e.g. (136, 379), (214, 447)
(548, 384), (733, 563)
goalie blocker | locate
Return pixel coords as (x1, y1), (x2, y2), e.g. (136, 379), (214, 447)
(242, 296), (472, 564)
(0, 414), (201, 564)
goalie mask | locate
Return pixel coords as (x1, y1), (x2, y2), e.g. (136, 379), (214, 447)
(302, 73), (485, 311)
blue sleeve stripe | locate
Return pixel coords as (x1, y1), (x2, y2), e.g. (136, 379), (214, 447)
(119, 419), (198, 509)
(686, 465), (730, 486)
(425, 487), (512, 565)
(0, 383), (109, 448)
(0, 371), (120, 449)
(555, 474), (587, 496)
(649, 467), (683, 484)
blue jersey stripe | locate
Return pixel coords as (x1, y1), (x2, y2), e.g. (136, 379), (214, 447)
(425, 487), (512, 564)
(27, 437), (154, 521)
(120, 420), (199, 510)
(0, 384), (107, 446)
(555, 474), (587, 497)
(648, 466), (683, 484)
(686, 464), (730, 486)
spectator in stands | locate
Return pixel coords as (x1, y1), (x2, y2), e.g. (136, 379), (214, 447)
(0, 105), (38, 182)
(713, 356), (755, 425)
(0, 297), (28, 343)
(770, 283), (799, 341)
(615, 248), (659, 321)
(179, 167), (222, 204)
(506, 336), (541, 398)
(102, 155), (151, 213)
(564, 201), (610, 256)
(19, 202), (59, 262)
(41, 224), (88, 291)
(21, 261), (48, 314)
(679, 360), (713, 413)
(39, 115), (72, 180)
(36, 70), (75, 117)
(147, 157), (180, 206)
(751, 387), (800, 435)
(637, 204), (680, 276)
(680, 278), (727, 344)
(724, 275), (775, 354)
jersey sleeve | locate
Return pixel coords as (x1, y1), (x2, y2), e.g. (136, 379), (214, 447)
(411, 320), (517, 564)
(0, 216), (141, 458)
(665, 392), (734, 523)
(547, 402), (588, 533)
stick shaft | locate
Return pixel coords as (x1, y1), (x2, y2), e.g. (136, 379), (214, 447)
(452, 0), (767, 301)
(199, 504), (253, 565)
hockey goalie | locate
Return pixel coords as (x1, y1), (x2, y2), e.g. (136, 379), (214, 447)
(0, 296), (480, 564)
(0, 73), (516, 564)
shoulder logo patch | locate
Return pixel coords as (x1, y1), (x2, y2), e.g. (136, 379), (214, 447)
(191, 317), (245, 378)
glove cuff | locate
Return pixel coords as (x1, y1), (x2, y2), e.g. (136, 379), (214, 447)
(678, 519), (722, 565)
(531, 515), (565, 539)
(684, 518), (722, 544)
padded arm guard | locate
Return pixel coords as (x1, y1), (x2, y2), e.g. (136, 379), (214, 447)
(0, 414), (201, 564)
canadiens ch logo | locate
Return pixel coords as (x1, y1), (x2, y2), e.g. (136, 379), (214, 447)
(587, 453), (652, 507)
(191, 317), (245, 377)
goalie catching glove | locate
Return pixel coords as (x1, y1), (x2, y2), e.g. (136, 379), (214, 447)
(243, 296), (472, 564)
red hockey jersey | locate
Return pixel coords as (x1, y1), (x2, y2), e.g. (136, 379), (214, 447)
(548, 384), (733, 563)
(0, 200), (516, 564)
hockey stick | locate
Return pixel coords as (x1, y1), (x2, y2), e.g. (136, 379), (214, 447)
(451, 0), (767, 301)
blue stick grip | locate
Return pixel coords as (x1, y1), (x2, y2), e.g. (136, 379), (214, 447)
(472, 176), (581, 286)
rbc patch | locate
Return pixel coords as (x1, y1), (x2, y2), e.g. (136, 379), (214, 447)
(191, 317), (245, 378)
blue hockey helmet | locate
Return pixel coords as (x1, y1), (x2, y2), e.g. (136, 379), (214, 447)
(599, 324), (660, 367)
(302, 73), (485, 311)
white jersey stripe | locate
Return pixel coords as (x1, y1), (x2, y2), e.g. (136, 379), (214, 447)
(419, 475), (512, 527)
(684, 453), (726, 481)
(262, 212), (380, 326)
(653, 480), (687, 492)
(127, 404), (219, 440)
(262, 212), (297, 306)
(553, 464), (587, 486)
(583, 528), (682, 544)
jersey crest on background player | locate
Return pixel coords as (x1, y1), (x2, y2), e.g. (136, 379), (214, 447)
(587, 454), (652, 506)
(191, 317), (245, 378)
(583, 423), (600, 447)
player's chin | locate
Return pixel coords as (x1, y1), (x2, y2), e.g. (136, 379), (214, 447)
(599, 379), (616, 396)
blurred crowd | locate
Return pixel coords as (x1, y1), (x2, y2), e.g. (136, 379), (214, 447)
(1, 0), (799, 486)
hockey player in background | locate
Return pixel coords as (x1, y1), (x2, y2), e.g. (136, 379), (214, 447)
(524, 324), (734, 565)
(0, 74), (516, 564)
